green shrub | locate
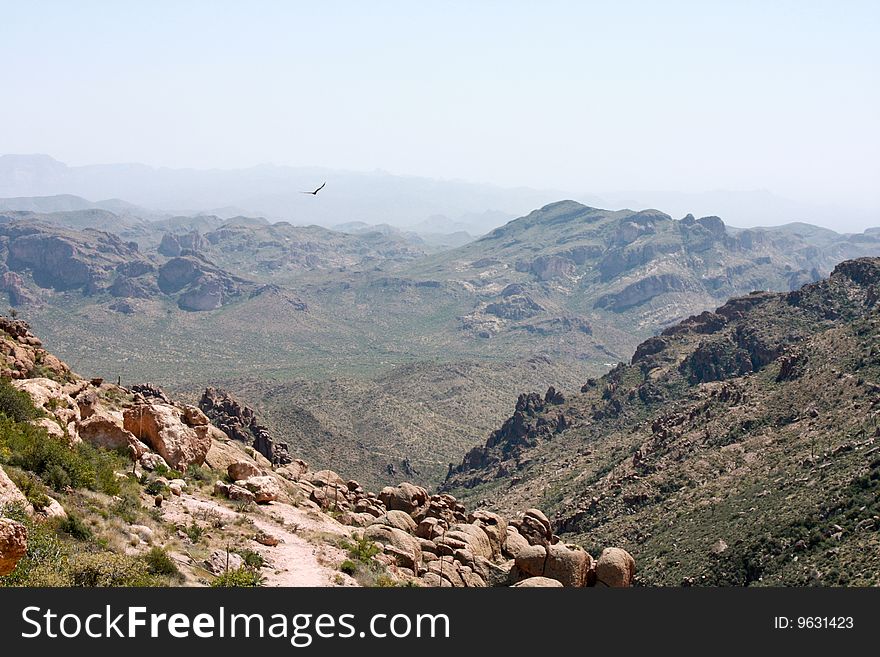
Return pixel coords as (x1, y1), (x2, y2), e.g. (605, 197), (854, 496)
(184, 522), (204, 543)
(346, 535), (380, 564)
(339, 559), (357, 575)
(0, 505), (68, 587)
(144, 479), (167, 496)
(143, 547), (179, 577)
(111, 490), (142, 524)
(236, 548), (265, 569)
(3, 467), (51, 510)
(59, 513), (93, 541)
(0, 379), (40, 422)
(0, 416), (125, 495)
(211, 566), (263, 587)
(69, 552), (158, 587)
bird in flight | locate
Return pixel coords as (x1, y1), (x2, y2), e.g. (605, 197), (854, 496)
(301, 182), (326, 195)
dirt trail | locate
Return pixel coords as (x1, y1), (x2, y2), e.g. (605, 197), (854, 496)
(163, 491), (356, 587)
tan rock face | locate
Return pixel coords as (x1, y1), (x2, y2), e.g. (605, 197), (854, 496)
(0, 517), (28, 576)
(239, 476), (281, 503)
(12, 378), (81, 443)
(369, 510), (418, 534)
(512, 576), (563, 588)
(502, 526), (530, 558)
(595, 547), (636, 587)
(0, 465), (33, 514)
(227, 461), (262, 481)
(77, 413), (139, 451)
(363, 525), (423, 570)
(544, 544), (592, 587)
(123, 404), (210, 472)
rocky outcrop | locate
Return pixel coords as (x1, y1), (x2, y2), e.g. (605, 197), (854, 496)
(0, 517), (27, 576)
(1, 271), (37, 306)
(594, 274), (692, 312)
(157, 256), (246, 311)
(158, 231), (206, 257)
(0, 465), (32, 513)
(199, 387), (291, 465)
(0, 317), (70, 380)
(123, 403), (210, 472)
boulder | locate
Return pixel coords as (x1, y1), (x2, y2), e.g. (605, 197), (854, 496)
(240, 476), (281, 503)
(310, 470), (347, 488)
(254, 530), (281, 546)
(77, 414), (139, 452)
(0, 518), (28, 576)
(363, 525), (423, 570)
(469, 510), (508, 559)
(473, 556), (515, 587)
(181, 405), (210, 426)
(139, 452), (168, 471)
(544, 543), (592, 587)
(415, 517), (444, 540)
(369, 510), (418, 534)
(502, 526), (530, 558)
(123, 404), (210, 471)
(227, 484), (256, 504)
(38, 497), (67, 520)
(512, 576), (563, 588)
(205, 550), (243, 575)
(514, 544), (547, 579)
(227, 461), (262, 481)
(378, 482), (428, 514)
(595, 547), (636, 587)
(277, 460), (309, 482)
(0, 465), (32, 513)
(442, 524), (493, 561)
(516, 508), (553, 546)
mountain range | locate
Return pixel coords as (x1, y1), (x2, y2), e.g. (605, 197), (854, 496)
(0, 197), (878, 491)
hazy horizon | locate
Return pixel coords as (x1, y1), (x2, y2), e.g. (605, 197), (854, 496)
(2, 2), (878, 230)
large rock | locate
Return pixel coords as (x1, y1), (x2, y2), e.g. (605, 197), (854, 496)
(544, 544), (592, 587)
(0, 465), (32, 514)
(514, 544), (547, 579)
(441, 524), (493, 561)
(77, 413), (139, 452)
(378, 482), (428, 514)
(227, 461), (262, 481)
(240, 476), (281, 503)
(469, 510), (508, 560)
(12, 378), (81, 441)
(363, 525), (423, 570)
(123, 403), (210, 471)
(516, 508), (553, 546)
(502, 526), (530, 558)
(595, 548), (636, 587)
(0, 518), (28, 576)
(370, 510), (418, 534)
(512, 576), (563, 588)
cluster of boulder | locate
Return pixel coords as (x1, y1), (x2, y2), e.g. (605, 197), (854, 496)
(214, 460), (283, 505)
(271, 464), (636, 588)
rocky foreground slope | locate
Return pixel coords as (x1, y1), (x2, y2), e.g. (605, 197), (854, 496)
(0, 316), (633, 588)
(444, 258), (880, 586)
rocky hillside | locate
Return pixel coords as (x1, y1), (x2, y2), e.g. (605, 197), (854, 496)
(0, 316), (634, 588)
(444, 258), (880, 586)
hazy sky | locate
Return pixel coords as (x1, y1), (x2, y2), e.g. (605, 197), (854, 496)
(2, 1), (878, 211)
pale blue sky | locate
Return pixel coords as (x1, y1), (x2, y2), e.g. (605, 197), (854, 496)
(2, 1), (878, 210)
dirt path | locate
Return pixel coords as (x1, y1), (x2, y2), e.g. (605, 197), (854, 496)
(163, 491), (356, 587)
